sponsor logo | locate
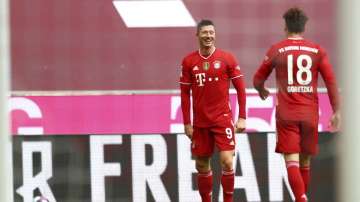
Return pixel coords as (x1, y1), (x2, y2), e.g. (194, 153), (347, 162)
(195, 73), (206, 86)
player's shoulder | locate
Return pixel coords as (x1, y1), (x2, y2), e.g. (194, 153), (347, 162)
(183, 50), (198, 61)
(216, 48), (232, 55)
(215, 48), (236, 60)
(271, 39), (289, 48)
(302, 38), (322, 48)
(301, 39), (328, 56)
(182, 50), (198, 67)
(264, 39), (286, 54)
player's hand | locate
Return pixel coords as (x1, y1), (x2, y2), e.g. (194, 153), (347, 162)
(329, 110), (341, 132)
(235, 118), (246, 133)
(184, 124), (194, 140)
(258, 88), (270, 100)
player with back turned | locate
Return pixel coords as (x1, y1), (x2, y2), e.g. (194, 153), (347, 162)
(253, 7), (341, 202)
(179, 19), (246, 202)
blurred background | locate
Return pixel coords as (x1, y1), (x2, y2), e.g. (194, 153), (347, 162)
(11, 0), (336, 90)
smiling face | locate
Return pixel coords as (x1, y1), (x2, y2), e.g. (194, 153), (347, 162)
(197, 25), (216, 49)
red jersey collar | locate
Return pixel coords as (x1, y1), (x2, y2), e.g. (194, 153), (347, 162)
(198, 47), (216, 59)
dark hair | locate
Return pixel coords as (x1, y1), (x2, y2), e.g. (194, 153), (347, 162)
(197, 19), (215, 34)
(283, 7), (308, 33)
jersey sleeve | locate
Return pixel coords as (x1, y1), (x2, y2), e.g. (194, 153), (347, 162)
(179, 58), (192, 85)
(318, 47), (340, 112)
(253, 45), (277, 90)
(180, 84), (191, 124)
(226, 53), (243, 79)
(179, 58), (192, 124)
(232, 78), (246, 119)
(225, 53), (246, 119)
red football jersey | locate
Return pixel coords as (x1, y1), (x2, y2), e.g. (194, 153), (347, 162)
(180, 48), (244, 127)
(253, 37), (339, 120)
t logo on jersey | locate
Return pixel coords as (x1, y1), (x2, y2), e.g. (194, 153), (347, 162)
(195, 73), (206, 86)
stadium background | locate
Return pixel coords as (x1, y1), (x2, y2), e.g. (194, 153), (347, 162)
(10, 0), (337, 201)
(11, 0), (335, 90)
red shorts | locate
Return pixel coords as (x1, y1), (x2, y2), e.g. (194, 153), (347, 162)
(275, 116), (319, 155)
(191, 120), (235, 157)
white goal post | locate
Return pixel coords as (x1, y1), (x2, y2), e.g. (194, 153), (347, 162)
(0, 0), (13, 201)
(339, 0), (360, 201)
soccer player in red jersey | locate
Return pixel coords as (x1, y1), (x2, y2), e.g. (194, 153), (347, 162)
(179, 19), (246, 202)
(253, 8), (341, 202)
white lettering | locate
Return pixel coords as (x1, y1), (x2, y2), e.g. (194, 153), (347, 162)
(284, 46), (299, 51)
(278, 46), (318, 54)
(16, 142), (56, 202)
(170, 96), (184, 133)
(177, 134), (200, 202)
(10, 97), (44, 135)
(132, 135), (170, 202)
(90, 135), (122, 202)
(300, 46), (319, 54)
(287, 86), (314, 93)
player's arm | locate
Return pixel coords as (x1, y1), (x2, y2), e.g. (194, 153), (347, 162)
(180, 85), (194, 138)
(179, 59), (193, 139)
(318, 49), (341, 131)
(232, 77), (246, 133)
(253, 47), (275, 100)
(227, 53), (246, 132)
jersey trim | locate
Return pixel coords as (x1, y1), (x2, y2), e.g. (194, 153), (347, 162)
(198, 47), (216, 59)
(179, 82), (191, 85)
(287, 37), (304, 40)
(230, 75), (243, 80)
